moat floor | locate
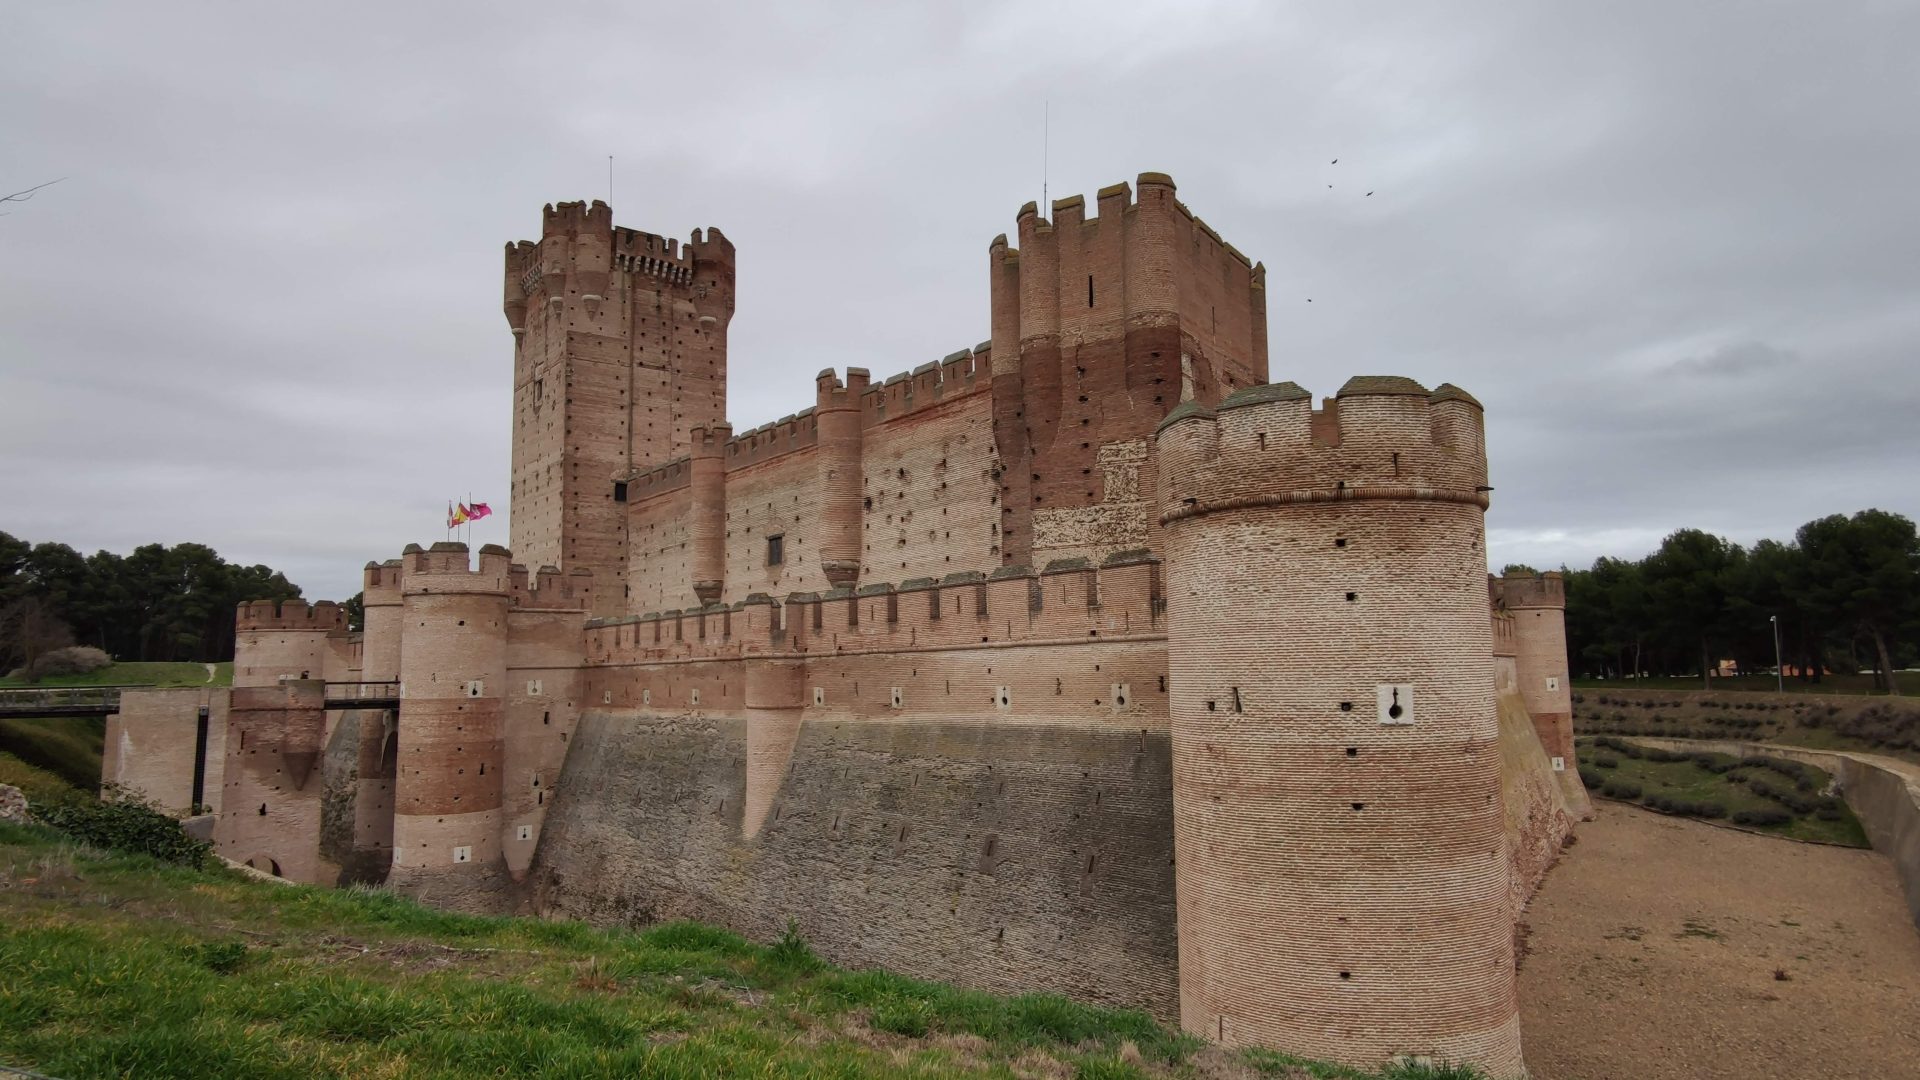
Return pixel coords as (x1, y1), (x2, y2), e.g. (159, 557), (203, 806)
(1518, 803), (1920, 1080)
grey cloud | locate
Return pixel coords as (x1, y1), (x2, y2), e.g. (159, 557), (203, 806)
(3, 1), (1917, 601)
(1668, 342), (1798, 378)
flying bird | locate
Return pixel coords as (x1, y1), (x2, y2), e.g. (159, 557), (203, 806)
(1366, 191), (1374, 197)
(1331, 159), (1338, 164)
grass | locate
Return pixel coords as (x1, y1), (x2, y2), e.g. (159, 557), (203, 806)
(0, 821), (1483, 1080)
(0, 660), (232, 689)
(0, 716), (104, 793)
(0, 751), (79, 806)
(1577, 737), (1870, 847)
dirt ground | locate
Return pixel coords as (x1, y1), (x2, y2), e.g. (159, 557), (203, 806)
(1519, 804), (1920, 1080)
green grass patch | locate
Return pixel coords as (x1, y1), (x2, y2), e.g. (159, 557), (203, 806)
(0, 825), (1483, 1079)
(0, 660), (229, 689)
(0, 716), (104, 793)
(1576, 737), (1869, 846)
(0, 751), (81, 805)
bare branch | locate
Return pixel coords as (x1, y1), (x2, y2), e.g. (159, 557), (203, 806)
(0, 177), (66, 215)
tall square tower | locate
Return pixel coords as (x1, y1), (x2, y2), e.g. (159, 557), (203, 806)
(502, 201), (735, 614)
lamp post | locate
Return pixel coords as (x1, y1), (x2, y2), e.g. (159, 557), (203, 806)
(1770, 615), (1783, 694)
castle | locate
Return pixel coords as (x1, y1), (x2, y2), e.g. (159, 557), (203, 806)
(106, 174), (1588, 1078)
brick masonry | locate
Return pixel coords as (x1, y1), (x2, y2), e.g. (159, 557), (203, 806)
(110, 176), (1591, 1078)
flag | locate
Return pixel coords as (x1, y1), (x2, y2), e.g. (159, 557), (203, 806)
(448, 502), (470, 528)
(467, 502), (493, 521)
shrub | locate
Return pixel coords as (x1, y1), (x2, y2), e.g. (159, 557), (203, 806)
(1592, 755), (1619, 769)
(1600, 780), (1642, 800)
(1732, 808), (1792, 828)
(1577, 767), (1604, 789)
(24, 645), (112, 681)
(766, 918), (824, 974)
(30, 786), (211, 868)
(1697, 802), (1727, 818)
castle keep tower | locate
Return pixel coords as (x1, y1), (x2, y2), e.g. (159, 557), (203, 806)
(389, 542), (511, 906)
(990, 173), (1267, 568)
(1156, 379), (1523, 1078)
(504, 201), (735, 615)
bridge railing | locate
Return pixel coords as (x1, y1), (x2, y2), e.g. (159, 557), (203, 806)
(0, 685), (128, 716)
(322, 681), (401, 706)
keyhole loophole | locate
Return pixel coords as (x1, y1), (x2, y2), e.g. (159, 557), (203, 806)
(1387, 688), (1404, 720)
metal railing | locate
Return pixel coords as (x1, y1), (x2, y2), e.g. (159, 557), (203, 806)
(0, 685), (129, 718)
(322, 681), (400, 709)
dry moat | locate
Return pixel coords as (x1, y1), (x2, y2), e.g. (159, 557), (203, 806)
(1519, 804), (1920, 1079)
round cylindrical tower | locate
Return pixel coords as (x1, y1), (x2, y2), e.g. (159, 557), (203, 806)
(1503, 570), (1590, 818)
(350, 559), (406, 878)
(815, 369), (868, 589)
(689, 423), (731, 604)
(389, 542), (512, 908)
(1156, 378), (1523, 1078)
(361, 560), (405, 682)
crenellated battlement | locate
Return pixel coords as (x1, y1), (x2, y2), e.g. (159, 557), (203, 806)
(1497, 569), (1566, 610)
(362, 558), (405, 607)
(1154, 377), (1489, 525)
(505, 204), (733, 333)
(543, 199), (615, 239)
(621, 455), (693, 501)
(725, 408), (819, 469)
(508, 563), (594, 611)
(401, 541), (513, 595)
(235, 598), (347, 634)
(583, 556), (1164, 666)
(856, 346), (991, 425)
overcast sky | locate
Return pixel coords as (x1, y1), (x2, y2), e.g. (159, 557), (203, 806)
(4, 2), (1917, 602)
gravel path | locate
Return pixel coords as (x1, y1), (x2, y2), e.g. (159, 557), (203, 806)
(1519, 803), (1920, 1079)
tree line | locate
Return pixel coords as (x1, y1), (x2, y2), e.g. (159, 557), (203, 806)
(1551, 509), (1920, 693)
(0, 531), (303, 672)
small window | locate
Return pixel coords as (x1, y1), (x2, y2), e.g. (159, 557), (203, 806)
(767, 534), (785, 566)
(613, 481), (628, 502)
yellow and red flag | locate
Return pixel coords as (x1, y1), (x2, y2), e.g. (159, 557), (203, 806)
(448, 502), (470, 528)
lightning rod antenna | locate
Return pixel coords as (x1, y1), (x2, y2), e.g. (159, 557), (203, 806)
(608, 156), (614, 206)
(1042, 99), (1049, 213)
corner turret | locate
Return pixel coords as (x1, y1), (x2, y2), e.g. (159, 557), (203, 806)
(1156, 378), (1523, 1077)
(1499, 570), (1590, 817)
